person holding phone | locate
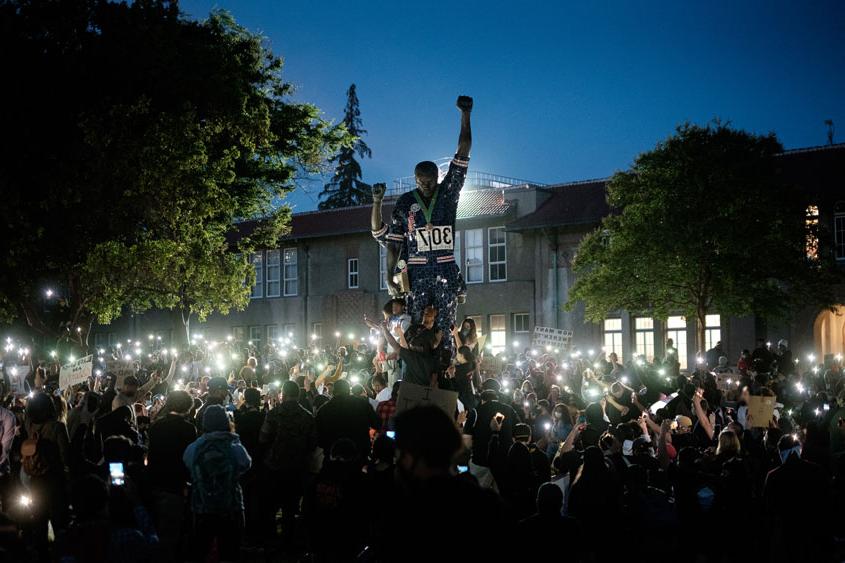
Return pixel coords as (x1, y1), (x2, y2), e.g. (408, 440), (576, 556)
(462, 379), (518, 490)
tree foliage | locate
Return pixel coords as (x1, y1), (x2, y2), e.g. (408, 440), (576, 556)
(567, 122), (836, 352)
(318, 83), (373, 209)
(0, 0), (348, 349)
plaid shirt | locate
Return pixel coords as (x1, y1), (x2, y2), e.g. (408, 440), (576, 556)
(376, 398), (397, 433)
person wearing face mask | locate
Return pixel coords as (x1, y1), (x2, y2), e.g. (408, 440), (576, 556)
(546, 403), (573, 457)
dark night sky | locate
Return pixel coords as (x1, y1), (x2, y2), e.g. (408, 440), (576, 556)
(180, 0), (845, 211)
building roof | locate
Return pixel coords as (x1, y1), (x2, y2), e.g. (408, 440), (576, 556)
(456, 189), (513, 219)
(231, 187), (515, 243)
(507, 179), (610, 232)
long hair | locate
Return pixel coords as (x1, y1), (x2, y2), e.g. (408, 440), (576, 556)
(460, 318), (477, 343)
(716, 429), (741, 457)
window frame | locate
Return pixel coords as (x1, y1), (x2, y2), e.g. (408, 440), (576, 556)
(603, 318), (623, 360)
(465, 228), (484, 284)
(283, 248), (298, 296)
(265, 249), (281, 298)
(489, 313), (506, 355)
(512, 312), (530, 333)
(347, 258), (359, 289)
(488, 226), (507, 282)
(633, 317), (655, 363)
(250, 252), (264, 299)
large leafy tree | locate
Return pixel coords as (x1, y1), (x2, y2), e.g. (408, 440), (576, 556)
(318, 83), (373, 209)
(567, 122), (836, 354)
(0, 0), (347, 350)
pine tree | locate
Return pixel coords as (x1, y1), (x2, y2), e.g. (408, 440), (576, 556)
(318, 84), (372, 209)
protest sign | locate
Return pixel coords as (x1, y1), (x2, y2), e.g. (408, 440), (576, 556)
(105, 358), (137, 388)
(747, 395), (777, 428)
(532, 326), (573, 350)
(396, 381), (458, 417)
(60, 355), (93, 389)
(7, 365), (30, 395)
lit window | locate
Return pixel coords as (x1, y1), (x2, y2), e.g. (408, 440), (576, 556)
(250, 252), (263, 299)
(488, 227), (507, 282)
(513, 313), (530, 333)
(634, 317), (655, 362)
(348, 258), (359, 289)
(249, 326), (264, 349)
(379, 246), (388, 290)
(666, 316), (688, 370)
(806, 205), (819, 260)
(489, 314), (506, 354)
(603, 318), (623, 360)
(267, 325), (279, 342)
(705, 314), (721, 351)
(835, 202), (845, 260)
(283, 248), (298, 296)
(465, 229), (484, 283)
(266, 249), (280, 297)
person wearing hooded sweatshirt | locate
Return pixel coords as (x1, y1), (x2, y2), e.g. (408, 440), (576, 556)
(183, 404), (251, 562)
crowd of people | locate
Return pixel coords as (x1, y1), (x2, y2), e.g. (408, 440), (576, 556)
(0, 301), (844, 562)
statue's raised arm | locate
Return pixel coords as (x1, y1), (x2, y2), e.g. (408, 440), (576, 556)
(456, 95), (473, 159)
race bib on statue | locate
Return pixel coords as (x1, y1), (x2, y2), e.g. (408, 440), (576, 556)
(415, 225), (454, 252)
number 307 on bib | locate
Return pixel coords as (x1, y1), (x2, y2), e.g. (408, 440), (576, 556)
(415, 225), (454, 252)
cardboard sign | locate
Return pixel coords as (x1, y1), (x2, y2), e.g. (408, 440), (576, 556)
(7, 365), (30, 395)
(396, 381), (458, 417)
(532, 326), (573, 350)
(59, 355), (93, 389)
(747, 395), (776, 428)
(105, 358), (137, 388)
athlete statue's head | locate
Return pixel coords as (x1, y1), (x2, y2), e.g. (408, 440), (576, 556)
(414, 161), (439, 198)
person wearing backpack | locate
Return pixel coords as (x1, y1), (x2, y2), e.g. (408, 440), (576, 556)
(22, 391), (70, 561)
(183, 404), (251, 562)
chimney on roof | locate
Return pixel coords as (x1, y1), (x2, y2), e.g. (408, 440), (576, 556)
(825, 119), (835, 145)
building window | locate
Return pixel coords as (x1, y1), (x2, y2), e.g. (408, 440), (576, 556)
(232, 326), (246, 343)
(489, 314), (506, 355)
(94, 333), (112, 350)
(283, 248), (298, 296)
(465, 228), (484, 283)
(488, 227), (507, 282)
(311, 323), (322, 341)
(250, 252), (264, 299)
(705, 314), (721, 351)
(835, 202), (845, 260)
(153, 330), (172, 347)
(603, 318), (623, 360)
(454, 231), (462, 276)
(806, 205), (820, 260)
(379, 246), (388, 290)
(347, 258), (359, 289)
(266, 249), (281, 297)
(634, 317), (655, 362)
(283, 324), (296, 339)
(666, 316), (688, 370)
(248, 326), (264, 349)
(513, 313), (530, 333)
(267, 325), (279, 343)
